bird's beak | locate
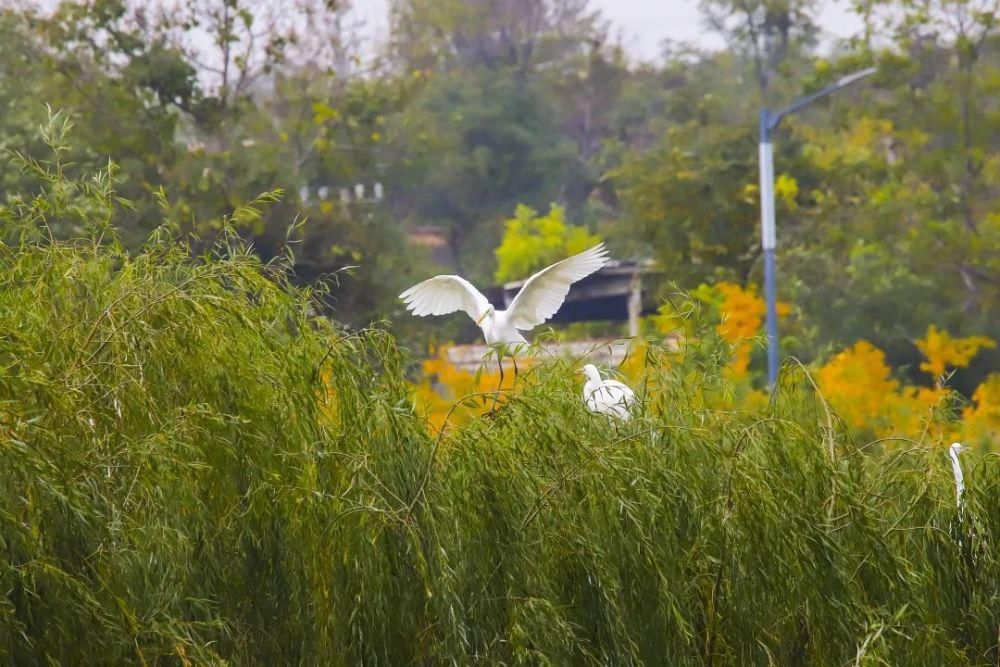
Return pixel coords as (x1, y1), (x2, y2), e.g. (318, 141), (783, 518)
(476, 310), (490, 326)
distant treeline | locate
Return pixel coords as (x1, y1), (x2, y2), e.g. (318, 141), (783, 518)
(0, 0), (996, 380)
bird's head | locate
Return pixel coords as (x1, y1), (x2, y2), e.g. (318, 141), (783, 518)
(475, 306), (495, 327)
(579, 364), (601, 382)
(950, 442), (965, 456)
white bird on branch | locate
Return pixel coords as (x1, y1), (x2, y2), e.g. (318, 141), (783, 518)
(400, 243), (609, 385)
(580, 364), (635, 421)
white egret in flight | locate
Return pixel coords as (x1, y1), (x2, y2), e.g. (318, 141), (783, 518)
(580, 363), (635, 421)
(400, 243), (609, 347)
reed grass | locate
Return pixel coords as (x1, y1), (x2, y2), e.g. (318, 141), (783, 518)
(1, 127), (998, 665)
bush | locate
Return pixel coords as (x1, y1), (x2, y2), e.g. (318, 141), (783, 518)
(1, 137), (998, 665)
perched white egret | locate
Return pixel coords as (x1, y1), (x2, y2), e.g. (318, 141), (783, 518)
(399, 243), (609, 347)
(949, 442), (966, 509)
(580, 364), (635, 421)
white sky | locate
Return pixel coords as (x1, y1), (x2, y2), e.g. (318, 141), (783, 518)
(347, 0), (865, 62)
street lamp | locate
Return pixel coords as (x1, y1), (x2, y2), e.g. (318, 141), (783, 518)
(758, 66), (877, 387)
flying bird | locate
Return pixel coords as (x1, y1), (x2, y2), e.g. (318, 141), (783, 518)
(399, 243), (609, 347)
(580, 363), (635, 421)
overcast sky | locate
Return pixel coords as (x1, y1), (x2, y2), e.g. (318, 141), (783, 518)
(347, 0), (865, 62)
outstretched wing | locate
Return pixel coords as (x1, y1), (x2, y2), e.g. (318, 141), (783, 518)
(399, 275), (491, 323)
(506, 243), (609, 330)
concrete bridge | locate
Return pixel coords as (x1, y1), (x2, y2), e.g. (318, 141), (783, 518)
(442, 338), (633, 373)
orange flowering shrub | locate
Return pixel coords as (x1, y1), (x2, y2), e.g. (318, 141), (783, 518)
(618, 340), (651, 384)
(715, 283), (790, 376)
(652, 281), (790, 378)
(892, 385), (953, 442)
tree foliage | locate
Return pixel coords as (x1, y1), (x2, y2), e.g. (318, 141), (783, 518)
(0, 0), (996, 375)
(494, 203), (601, 281)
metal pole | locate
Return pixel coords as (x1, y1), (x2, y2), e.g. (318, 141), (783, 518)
(758, 109), (779, 387)
(627, 271), (641, 338)
(756, 67), (876, 388)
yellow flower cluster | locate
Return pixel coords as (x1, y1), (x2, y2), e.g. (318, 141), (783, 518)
(412, 346), (513, 433)
(815, 326), (996, 444)
(716, 282), (766, 375)
(959, 373), (1000, 445)
(816, 341), (899, 429)
(714, 282), (790, 376)
(916, 324), (996, 379)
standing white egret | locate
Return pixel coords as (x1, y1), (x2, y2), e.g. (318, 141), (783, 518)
(399, 243), (609, 346)
(949, 442), (966, 509)
(948, 441), (979, 566)
(580, 364), (635, 421)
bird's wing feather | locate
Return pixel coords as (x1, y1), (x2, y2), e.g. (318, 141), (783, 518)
(601, 380), (635, 401)
(399, 275), (491, 322)
(585, 384), (633, 421)
(506, 243), (609, 330)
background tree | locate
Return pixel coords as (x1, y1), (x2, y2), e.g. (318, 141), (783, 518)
(494, 203), (601, 282)
(779, 0), (1000, 390)
(700, 0), (819, 96)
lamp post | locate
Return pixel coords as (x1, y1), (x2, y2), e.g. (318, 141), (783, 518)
(758, 66), (877, 387)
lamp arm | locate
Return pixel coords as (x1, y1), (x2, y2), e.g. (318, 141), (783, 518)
(768, 66), (877, 131)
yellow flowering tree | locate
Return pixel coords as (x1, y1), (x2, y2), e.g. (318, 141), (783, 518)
(494, 204), (602, 282)
(645, 282), (789, 411)
(654, 281), (790, 378)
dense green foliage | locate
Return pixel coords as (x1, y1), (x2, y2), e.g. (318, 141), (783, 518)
(2, 163), (999, 664)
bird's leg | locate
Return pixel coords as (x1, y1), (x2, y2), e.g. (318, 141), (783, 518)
(493, 352), (505, 413)
(512, 354), (519, 386)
